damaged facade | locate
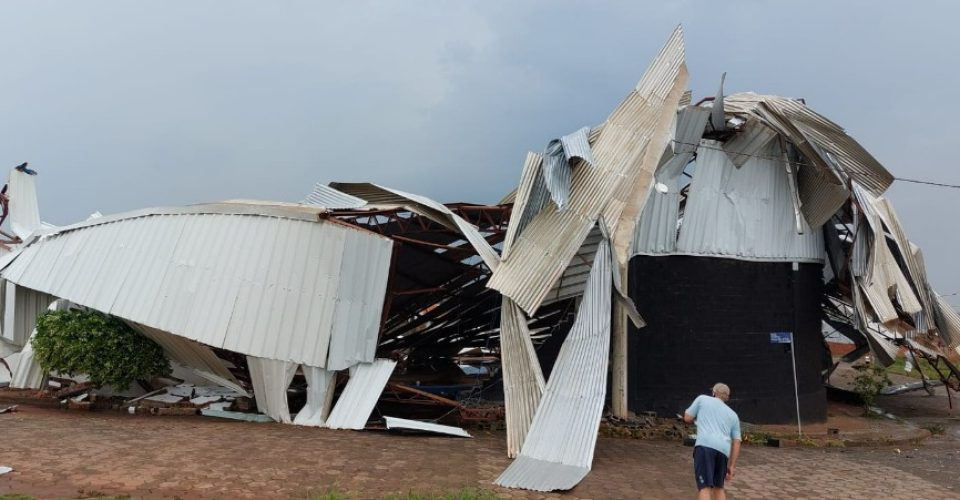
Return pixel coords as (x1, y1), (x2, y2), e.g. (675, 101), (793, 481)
(0, 25), (958, 493)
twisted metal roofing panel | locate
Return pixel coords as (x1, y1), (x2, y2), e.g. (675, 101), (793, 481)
(0, 207), (393, 368)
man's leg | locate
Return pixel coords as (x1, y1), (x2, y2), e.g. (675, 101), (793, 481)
(697, 487), (714, 500)
(713, 488), (726, 500)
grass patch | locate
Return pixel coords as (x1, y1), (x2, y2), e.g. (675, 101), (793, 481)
(384, 489), (498, 500)
(796, 436), (820, 447)
(307, 489), (349, 500)
(886, 356), (942, 381)
(301, 488), (499, 500)
(922, 423), (946, 435)
(0, 495), (35, 500)
(741, 431), (773, 445)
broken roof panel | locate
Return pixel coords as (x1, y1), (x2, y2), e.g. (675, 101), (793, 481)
(303, 183), (368, 209)
(488, 26), (688, 315)
(325, 359), (396, 430)
(672, 140), (825, 262)
(7, 169), (41, 240)
(0, 205), (393, 368)
(496, 232), (613, 492)
(723, 92), (893, 227)
(331, 183), (501, 272)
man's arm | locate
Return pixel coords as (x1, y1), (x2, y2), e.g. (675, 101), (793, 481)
(727, 439), (741, 479)
(683, 396), (701, 424)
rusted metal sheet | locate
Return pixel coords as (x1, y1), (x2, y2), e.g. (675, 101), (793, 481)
(331, 183), (500, 271)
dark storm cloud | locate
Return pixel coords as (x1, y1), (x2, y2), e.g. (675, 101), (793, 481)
(0, 1), (958, 299)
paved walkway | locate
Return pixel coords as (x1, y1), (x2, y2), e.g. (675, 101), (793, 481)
(0, 407), (958, 499)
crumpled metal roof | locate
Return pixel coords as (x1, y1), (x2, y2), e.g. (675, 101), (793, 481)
(496, 230), (613, 492)
(488, 26), (688, 316)
(0, 204), (393, 368)
(303, 183), (368, 209)
(7, 169), (41, 240)
(325, 359), (396, 430)
(665, 140), (825, 262)
(723, 92), (894, 228)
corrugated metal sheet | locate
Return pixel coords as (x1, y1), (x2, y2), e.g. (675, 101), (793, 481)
(127, 321), (238, 384)
(797, 164), (850, 229)
(709, 72), (726, 132)
(499, 154), (548, 457)
(384, 416), (472, 438)
(853, 186), (922, 323)
(934, 294), (960, 350)
(0, 205), (394, 368)
(499, 297), (545, 458)
(543, 127), (594, 210)
(303, 183), (367, 209)
(722, 118), (777, 167)
(247, 355), (298, 423)
(2, 283), (57, 347)
(325, 359), (396, 430)
(501, 153), (546, 261)
(632, 106), (709, 255)
(489, 26), (687, 315)
(542, 226), (601, 305)
(605, 30), (690, 273)
(10, 298), (70, 389)
(871, 197), (935, 330)
(849, 277), (898, 366)
(7, 169), (41, 240)
(723, 92), (893, 196)
(673, 140), (824, 262)
(294, 365), (336, 426)
(496, 233), (612, 492)
(331, 183), (501, 271)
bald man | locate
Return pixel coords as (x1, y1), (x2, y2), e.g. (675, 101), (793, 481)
(683, 383), (742, 500)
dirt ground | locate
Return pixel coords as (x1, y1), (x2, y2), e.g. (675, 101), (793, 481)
(1, 400), (960, 500)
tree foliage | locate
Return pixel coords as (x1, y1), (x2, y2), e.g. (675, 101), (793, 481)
(32, 309), (171, 389)
(852, 362), (891, 410)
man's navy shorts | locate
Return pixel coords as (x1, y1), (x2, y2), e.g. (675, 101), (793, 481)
(693, 445), (728, 490)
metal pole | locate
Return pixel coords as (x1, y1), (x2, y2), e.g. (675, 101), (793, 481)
(791, 332), (802, 437)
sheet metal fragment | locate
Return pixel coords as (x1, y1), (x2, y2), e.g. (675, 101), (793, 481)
(496, 232), (613, 492)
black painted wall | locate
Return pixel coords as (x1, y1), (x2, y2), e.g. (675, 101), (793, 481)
(627, 255), (827, 424)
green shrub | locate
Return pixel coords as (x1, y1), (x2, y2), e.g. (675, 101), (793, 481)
(32, 309), (171, 390)
(852, 362), (891, 410)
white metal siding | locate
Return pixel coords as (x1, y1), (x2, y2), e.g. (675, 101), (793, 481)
(7, 169), (41, 240)
(2, 283), (58, 347)
(1, 210), (393, 368)
(325, 359), (396, 430)
(496, 235), (612, 492)
(672, 140), (824, 262)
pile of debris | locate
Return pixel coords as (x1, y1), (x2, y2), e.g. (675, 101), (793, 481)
(126, 383), (250, 417)
(600, 414), (688, 441)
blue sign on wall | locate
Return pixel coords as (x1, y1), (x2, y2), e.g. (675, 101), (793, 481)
(769, 332), (793, 344)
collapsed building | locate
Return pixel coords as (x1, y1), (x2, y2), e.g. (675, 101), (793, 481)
(1, 25), (959, 492)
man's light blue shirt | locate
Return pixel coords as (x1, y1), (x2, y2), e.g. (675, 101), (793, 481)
(685, 395), (741, 457)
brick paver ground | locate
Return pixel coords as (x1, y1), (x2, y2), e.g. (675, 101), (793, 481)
(0, 406), (958, 499)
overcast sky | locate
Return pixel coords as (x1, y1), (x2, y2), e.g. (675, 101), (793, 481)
(0, 1), (957, 304)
